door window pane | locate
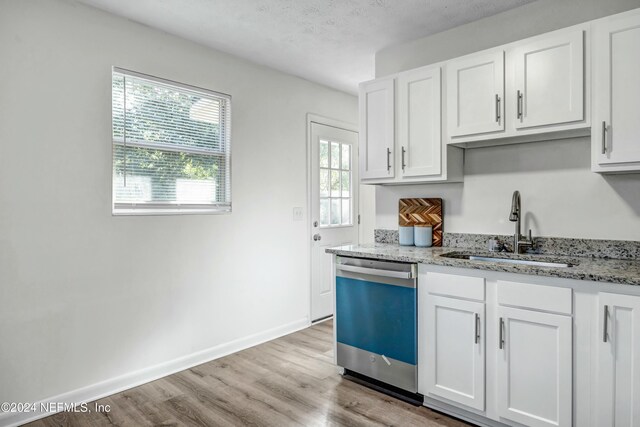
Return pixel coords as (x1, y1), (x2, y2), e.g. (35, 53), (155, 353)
(319, 168), (329, 197)
(341, 171), (350, 198)
(331, 170), (341, 197)
(331, 142), (340, 169)
(330, 199), (340, 225)
(342, 199), (350, 225)
(342, 144), (350, 170)
(320, 140), (329, 168)
(320, 199), (329, 226)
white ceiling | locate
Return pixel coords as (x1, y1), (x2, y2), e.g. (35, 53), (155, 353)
(76, 0), (534, 94)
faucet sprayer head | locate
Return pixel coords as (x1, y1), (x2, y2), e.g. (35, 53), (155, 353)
(509, 190), (520, 222)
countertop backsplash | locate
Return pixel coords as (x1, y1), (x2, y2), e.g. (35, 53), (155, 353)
(374, 229), (640, 260)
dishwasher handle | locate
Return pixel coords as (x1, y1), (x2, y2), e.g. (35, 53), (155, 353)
(336, 264), (415, 279)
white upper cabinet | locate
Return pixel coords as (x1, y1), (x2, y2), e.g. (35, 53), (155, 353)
(446, 25), (589, 146)
(358, 68), (463, 185)
(496, 306), (572, 427)
(597, 292), (640, 427)
(359, 77), (395, 179)
(359, 8), (640, 179)
(447, 50), (505, 137)
(398, 65), (442, 177)
(592, 9), (640, 172)
(513, 30), (584, 129)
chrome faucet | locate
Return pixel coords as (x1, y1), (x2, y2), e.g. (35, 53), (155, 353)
(509, 190), (534, 254)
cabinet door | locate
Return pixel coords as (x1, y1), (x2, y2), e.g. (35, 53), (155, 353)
(359, 78), (395, 179)
(594, 12), (640, 166)
(497, 306), (572, 427)
(398, 66), (441, 177)
(513, 30), (584, 129)
(421, 295), (485, 411)
(597, 293), (640, 427)
(447, 50), (504, 137)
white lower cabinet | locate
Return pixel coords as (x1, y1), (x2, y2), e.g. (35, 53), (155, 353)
(596, 292), (640, 427)
(496, 306), (572, 427)
(419, 268), (576, 427)
(418, 268), (640, 427)
(423, 295), (485, 410)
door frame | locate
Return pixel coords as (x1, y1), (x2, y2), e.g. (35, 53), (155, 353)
(306, 114), (358, 325)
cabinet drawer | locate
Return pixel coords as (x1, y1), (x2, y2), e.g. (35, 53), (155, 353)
(425, 272), (485, 301)
(498, 280), (572, 315)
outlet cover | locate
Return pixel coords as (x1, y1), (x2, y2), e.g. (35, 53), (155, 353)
(293, 207), (304, 221)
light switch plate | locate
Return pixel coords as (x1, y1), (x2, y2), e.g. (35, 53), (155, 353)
(293, 207), (304, 221)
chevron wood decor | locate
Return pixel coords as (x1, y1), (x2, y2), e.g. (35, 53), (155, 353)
(399, 198), (443, 246)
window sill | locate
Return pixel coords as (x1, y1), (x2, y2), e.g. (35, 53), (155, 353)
(112, 207), (231, 216)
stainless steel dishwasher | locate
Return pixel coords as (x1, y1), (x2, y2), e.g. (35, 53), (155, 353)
(335, 256), (420, 401)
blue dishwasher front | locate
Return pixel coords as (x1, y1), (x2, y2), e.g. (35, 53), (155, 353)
(335, 256), (418, 393)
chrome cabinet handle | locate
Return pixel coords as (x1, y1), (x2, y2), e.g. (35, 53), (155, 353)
(475, 313), (480, 344)
(517, 90), (523, 119)
(313, 234), (321, 241)
(499, 317), (505, 349)
(401, 146), (406, 171)
(386, 147), (391, 171)
(603, 305), (609, 343)
(602, 121), (607, 155)
(495, 94), (501, 123)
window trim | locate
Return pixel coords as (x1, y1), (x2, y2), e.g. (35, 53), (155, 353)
(112, 67), (232, 102)
(112, 202), (232, 216)
(111, 67), (232, 216)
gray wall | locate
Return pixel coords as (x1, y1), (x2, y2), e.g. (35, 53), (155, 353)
(376, 0), (640, 76)
(375, 0), (640, 240)
(0, 0), (358, 410)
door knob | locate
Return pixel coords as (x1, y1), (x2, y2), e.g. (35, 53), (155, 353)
(313, 234), (322, 241)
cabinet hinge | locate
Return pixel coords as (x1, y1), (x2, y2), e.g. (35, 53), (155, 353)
(358, 214), (361, 225)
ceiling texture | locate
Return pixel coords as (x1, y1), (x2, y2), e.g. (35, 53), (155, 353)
(76, 0), (534, 94)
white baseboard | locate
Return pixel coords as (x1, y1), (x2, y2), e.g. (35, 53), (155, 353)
(0, 317), (309, 427)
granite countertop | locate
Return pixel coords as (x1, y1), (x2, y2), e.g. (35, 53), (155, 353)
(326, 243), (640, 286)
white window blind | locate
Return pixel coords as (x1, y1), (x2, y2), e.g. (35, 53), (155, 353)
(112, 67), (231, 214)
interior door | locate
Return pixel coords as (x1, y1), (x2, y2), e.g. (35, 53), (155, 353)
(423, 295), (485, 411)
(359, 77), (395, 180)
(310, 122), (359, 322)
(398, 66), (442, 178)
(597, 292), (640, 427)
(497, 306), (572, 427)
(513, 30), (584, 129)
(447, 50), (505, 137)
(594, 13), (640, 165)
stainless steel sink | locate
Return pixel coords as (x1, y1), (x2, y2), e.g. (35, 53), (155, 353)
(440, 252), (575, 268)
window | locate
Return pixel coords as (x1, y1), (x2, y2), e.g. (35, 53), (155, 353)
(319, 139), (352, 226)
(111, 68), (231, 214)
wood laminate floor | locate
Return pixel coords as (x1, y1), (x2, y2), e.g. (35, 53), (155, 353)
(28, 320), (469, 427)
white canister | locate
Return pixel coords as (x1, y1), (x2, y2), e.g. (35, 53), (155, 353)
(398, 226), (415, 246)
(414, 224), (433, 247)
